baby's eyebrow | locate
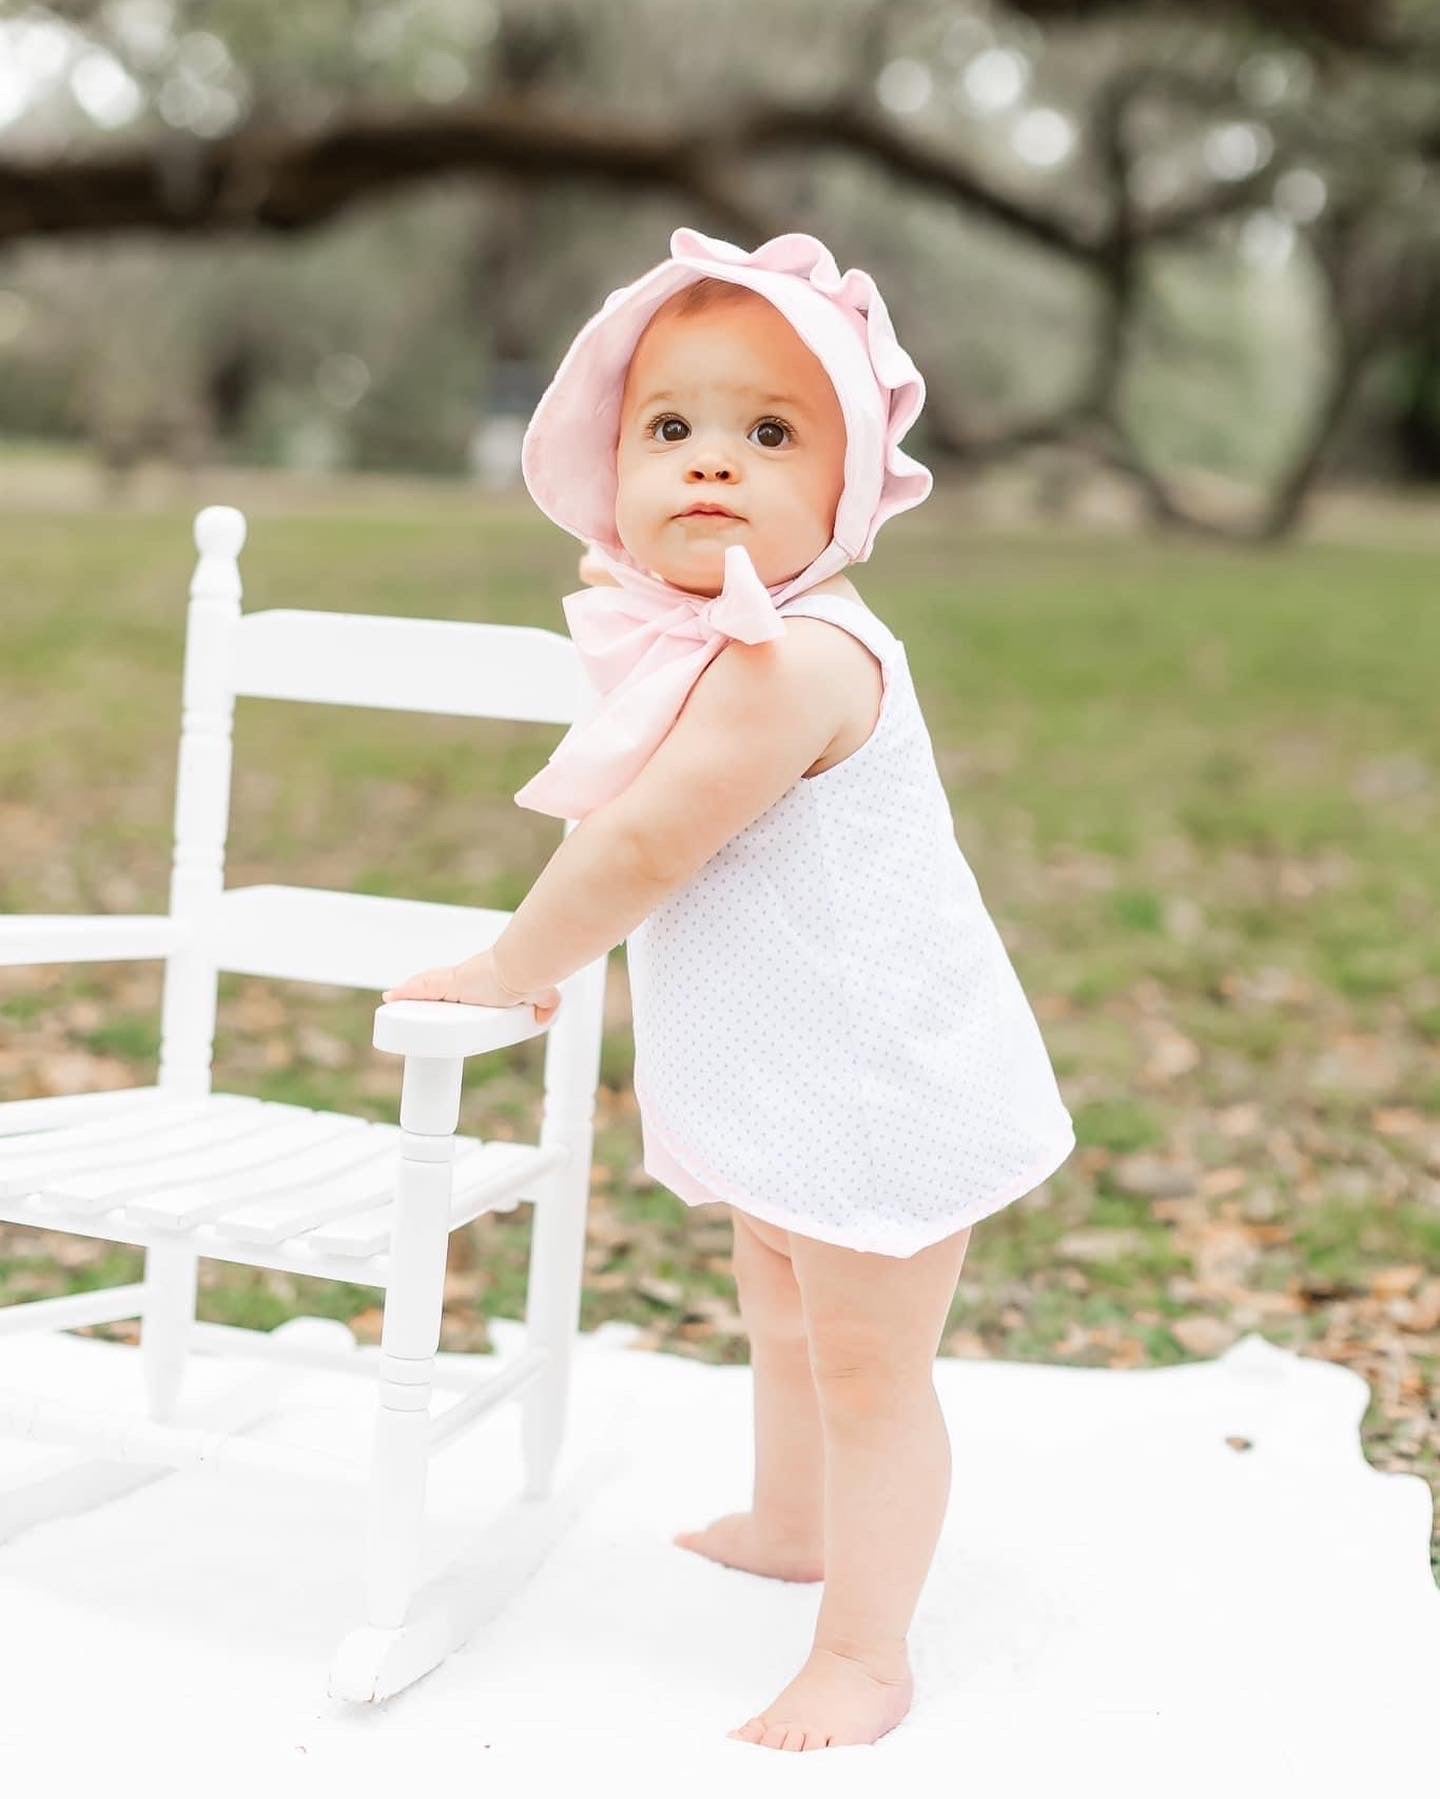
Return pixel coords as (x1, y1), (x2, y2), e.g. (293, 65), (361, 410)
(632, 386), (810, 413)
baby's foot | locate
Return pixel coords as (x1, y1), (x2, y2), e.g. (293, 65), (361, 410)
(672, 1510), (824, 1582)
(727, 1641), (914, 1750)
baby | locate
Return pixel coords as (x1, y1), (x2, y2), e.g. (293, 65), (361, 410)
(385, 229), (1076, 1751)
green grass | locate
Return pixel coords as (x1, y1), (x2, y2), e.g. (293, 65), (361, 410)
(1, 459), (1437, 1574)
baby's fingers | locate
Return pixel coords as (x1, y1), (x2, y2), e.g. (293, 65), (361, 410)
(381, 964), (457, 1003)
(578, 544), (619, 588)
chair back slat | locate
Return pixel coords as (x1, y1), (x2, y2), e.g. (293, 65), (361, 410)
(231, 608), (591, 725)
(206, 885), (514, 992)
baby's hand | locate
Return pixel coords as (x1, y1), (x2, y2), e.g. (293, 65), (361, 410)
(382, 948), (562, 1026)
(578, 543), (619, 587)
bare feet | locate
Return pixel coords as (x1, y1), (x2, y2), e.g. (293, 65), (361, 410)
(672, 1510), (824, 1583)
(727, 1641), (914, 1750)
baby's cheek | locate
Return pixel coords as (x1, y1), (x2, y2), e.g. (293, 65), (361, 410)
(613, 472), (650, 554)
(620, 466), (662, 525)
(782, 480), (836, 549)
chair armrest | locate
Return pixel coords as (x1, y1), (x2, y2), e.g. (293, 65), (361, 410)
(372, 996), (553, 1060)
(0, 915), (184, 966)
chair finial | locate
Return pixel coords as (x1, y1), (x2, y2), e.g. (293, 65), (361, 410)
(194, 505), (247, 558)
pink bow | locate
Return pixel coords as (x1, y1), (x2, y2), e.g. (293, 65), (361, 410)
(512, 542), (786, 823)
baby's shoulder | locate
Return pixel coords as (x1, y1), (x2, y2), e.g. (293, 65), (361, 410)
(780, 610), (879, 673)
(777, 610), (885, 756)
(779, 577), (886, 667)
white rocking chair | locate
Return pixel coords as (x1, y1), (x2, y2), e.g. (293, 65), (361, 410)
(0, 505), (611, 1701)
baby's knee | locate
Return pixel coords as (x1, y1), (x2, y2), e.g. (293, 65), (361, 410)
(805, 1317), (930, 1404)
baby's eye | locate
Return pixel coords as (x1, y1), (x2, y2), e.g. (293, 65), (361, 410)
(649, 415), (690, 443)
(750, 418), (792, 449)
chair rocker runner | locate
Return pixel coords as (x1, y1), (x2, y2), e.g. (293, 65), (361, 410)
(0, 505), (612, 1702)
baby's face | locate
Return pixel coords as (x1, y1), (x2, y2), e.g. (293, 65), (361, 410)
(614, 292), (846, 595)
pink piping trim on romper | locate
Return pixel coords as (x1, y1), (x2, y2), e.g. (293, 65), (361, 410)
(637, 1069), (1079, 1259)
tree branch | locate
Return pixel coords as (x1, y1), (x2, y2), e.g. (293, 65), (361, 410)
(0, 97), (1108, 262)
(1004, 0), (1407, 55)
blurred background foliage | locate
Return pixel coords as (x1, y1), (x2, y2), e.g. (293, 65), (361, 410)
(0, 0), (1438, 530)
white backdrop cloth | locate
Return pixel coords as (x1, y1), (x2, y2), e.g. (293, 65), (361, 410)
(0, 1320), (1433, 1796)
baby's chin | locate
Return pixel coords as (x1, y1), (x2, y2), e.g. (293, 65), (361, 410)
(633, 534), (821, 596)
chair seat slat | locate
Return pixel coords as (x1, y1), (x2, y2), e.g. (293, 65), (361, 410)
(31, 1110), (371, 1211)
(117, 1115), (388, 1230)
(0, 1085), (172, 1138)
(0, 1102), (292, 1196)
(122, 1121), (425, 1230)
(300, 1141), (552, 1258)
(210, 1138), (489, 1246)
(2, 1134), (543, 1269)
(0, 1095), (257, 1172)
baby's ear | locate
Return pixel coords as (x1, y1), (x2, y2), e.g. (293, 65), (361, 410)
(578, 544), (619, 587)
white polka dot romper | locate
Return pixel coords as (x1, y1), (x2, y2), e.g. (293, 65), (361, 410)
(624, 586), (1077, 1258)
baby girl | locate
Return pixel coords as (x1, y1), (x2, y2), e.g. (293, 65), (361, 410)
(384, 228), (1076, 1750)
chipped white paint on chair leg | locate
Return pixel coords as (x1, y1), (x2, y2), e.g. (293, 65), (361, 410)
(362, 1053), (462, 1631)
(520, 952), (608, 1501)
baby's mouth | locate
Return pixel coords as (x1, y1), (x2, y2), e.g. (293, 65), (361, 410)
(675, 503), (745, 521)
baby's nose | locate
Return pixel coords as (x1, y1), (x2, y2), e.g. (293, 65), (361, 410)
(685, 448), (737, 481)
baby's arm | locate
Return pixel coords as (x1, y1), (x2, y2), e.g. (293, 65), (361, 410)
(489, 625), (854, 993)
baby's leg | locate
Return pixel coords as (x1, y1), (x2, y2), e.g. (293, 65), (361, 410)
(728, 1222), (974, 1751)
(672, 1206), (825, 1581)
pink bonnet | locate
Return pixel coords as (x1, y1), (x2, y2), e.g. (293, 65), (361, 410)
(520, 225), (933, 574)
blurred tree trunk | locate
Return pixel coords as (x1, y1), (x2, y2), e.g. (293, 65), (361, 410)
(1390, 288), (1440, 482)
